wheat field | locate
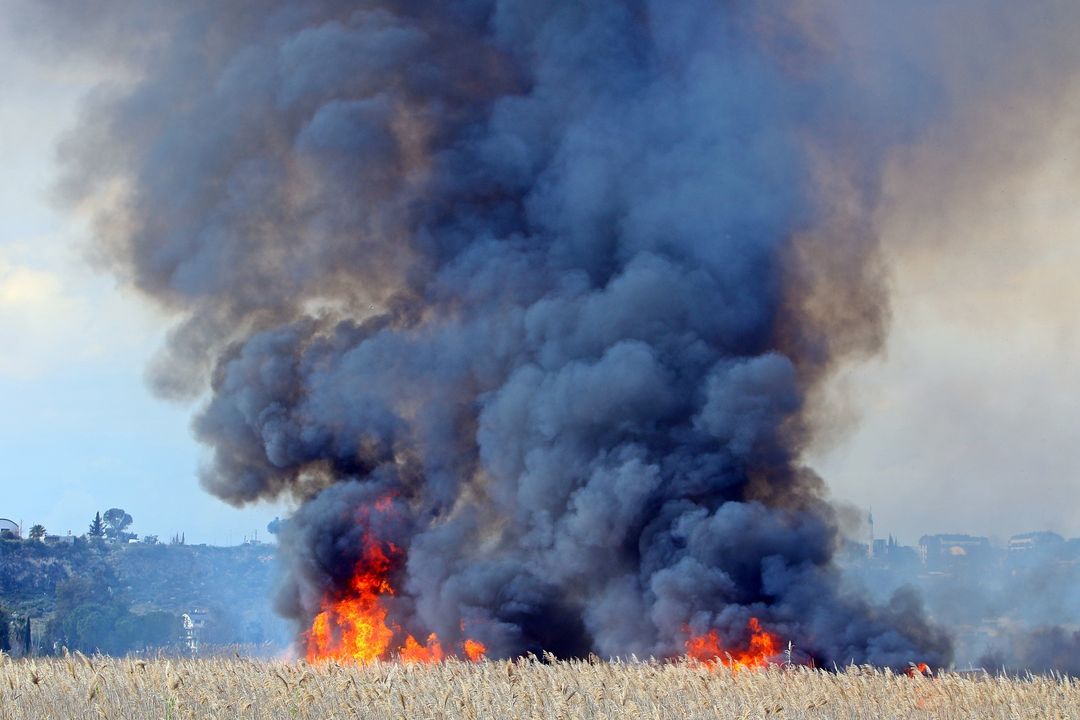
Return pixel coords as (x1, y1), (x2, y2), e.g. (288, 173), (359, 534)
(0, 654), (1076, 720)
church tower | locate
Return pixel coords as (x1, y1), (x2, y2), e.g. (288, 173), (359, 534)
(867, 507), (875, 558)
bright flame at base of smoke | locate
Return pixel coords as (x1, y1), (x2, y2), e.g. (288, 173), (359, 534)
(685, 618), (782, 670)
(304, 529), (484, 664)
(464, 638), (487, 662)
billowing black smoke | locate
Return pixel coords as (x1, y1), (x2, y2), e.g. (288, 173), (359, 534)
(33, 1), (959, 665)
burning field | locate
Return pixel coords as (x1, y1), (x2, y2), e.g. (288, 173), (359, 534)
(20, 0), (958, 669)
(297, 492), (787, 669)
(16, 0), (1080, 680)
(2, 655), (1079, 720)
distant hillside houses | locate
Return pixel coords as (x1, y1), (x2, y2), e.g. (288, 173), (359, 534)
(1007, 531), (1066, 553)
(0, 519), (19, 540)
(918, 534), (994, 568)
(845, 527), (1080, 572)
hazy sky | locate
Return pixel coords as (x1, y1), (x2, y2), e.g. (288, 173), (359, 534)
(810, 56), (1080, 544)
(0, 22), (282, 543)
(1, 7), (1078, 548)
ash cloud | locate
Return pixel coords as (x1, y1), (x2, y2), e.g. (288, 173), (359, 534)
(21, 0), (1028, 666)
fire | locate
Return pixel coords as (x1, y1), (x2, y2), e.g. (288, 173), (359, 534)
(304, 531), (397, 663)
(400, 633), (444, 664)
(685, 617), (781, 670)
(464, 638), (487, 662)
(304, 504), (485, 664)
(906, 662), (931, 677)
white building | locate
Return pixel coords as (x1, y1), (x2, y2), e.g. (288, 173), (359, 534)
(0, 518), (20, 540)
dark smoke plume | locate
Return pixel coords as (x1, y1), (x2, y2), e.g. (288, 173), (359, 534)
(30, 1), (968, 665)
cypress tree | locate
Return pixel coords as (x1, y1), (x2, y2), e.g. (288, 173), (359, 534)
(0, 606), (9, 654)
(88, 512), (105, 538)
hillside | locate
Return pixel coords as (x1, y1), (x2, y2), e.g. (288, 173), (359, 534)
(0, 538), (291, 653)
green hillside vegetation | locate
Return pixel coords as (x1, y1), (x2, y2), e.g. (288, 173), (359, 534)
(0, 537), (288, 656)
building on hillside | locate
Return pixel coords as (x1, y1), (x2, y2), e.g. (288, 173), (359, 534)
(860, 511), (919, 567)
(840, 538), (870, 562)
(1008, 531), (1068, 567)
(1008, 531), (1065, 554)
(0, 518), (20, 540)
(182, 608), (213, 655)
(918, 534), (992, 571)
(871, 535), (920, 567)
(181, 613), (197, 655)
(867, 508), (875, 557)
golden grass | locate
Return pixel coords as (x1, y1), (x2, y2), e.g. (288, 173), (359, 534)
(0, 654), (1076, 720)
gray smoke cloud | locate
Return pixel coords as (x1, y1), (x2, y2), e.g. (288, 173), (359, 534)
(981, 627), (1080, 677)
(26, 0), (977, 666)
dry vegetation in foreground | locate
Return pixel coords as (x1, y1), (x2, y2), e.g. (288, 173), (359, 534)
(0, 654), (1077, 720)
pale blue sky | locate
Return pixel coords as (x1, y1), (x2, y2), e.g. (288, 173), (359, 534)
(0, 23), (282, 544)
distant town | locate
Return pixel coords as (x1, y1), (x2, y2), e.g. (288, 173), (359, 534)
(842, 512), (1080, 569)
(836, 513), (1080, 671)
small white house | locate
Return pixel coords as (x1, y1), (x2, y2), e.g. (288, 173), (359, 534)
(0, 518), (20, 540)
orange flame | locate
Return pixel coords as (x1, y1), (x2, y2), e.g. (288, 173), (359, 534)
(906, 662), (931, 677)
(464, 638), (487, 662)
(304, 502), (485, 664)
(400, 633), (444, 663)
(305, 530), (397, 663)
(685, 617), (781, 670)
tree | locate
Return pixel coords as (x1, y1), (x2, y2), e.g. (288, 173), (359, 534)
(88, 512), (105, 538)
(0, 605), (9, 654)
(28, 525), (46, 541)
(102, 508), (133, 541)
(48, 573), (181, 655)
(54, 576), (107, 617)
(48, 576), (116, 653)
(116, 611), (180, 651)
(63, 603), (123, 654)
